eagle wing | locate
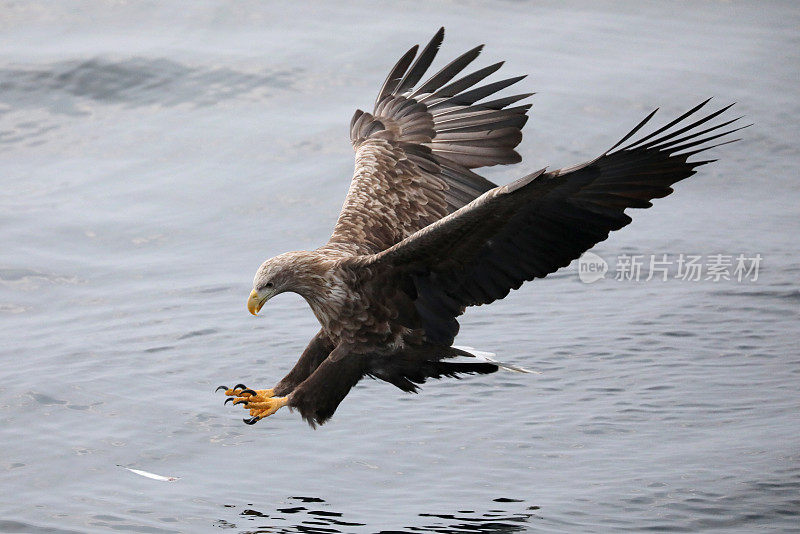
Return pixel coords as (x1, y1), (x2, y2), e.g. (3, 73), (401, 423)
(370, 100), (748, 345)
(325, 28), (533, 256)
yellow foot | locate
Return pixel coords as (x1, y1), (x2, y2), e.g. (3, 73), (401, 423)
(215, 383), (285, 424)
(216, 383), (274, 399)
(244, 396), (289, 424)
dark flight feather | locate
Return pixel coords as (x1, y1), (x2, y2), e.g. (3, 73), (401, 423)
(420, 61), (505, 103)
(375, 45), (419, 106)
(410, 45), (484, 98)
(395, 27), (445, 95)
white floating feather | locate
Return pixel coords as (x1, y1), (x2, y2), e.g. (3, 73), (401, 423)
(118, 465), (180, 482)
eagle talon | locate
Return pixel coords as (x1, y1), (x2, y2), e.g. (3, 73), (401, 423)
(219, 382), (283, 422)
(215, 385), (228, 393)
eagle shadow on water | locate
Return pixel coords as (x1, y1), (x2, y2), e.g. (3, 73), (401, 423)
(216, 27), (747, 427)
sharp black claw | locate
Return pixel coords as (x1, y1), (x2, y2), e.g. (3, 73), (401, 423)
(233, 399), (249, 406)
(243, 416), (260, 425)
(233, 383), (247, 390)
(224, 397), (235, 405)
(240, 389), (257, 396)
(215, 385), (229, 393)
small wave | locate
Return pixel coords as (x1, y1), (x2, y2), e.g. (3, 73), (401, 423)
(0, 58), (299, 114)
(0, 519), (83, 534)
(714, 288), (800, 301)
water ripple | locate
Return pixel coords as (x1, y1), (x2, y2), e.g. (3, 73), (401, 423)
(0, 58), (299, 116)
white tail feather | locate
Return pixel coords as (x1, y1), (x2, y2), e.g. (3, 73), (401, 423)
(452, 345), (540, 374)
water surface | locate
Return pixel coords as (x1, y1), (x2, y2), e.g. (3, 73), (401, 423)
(1, 1), (798, 532)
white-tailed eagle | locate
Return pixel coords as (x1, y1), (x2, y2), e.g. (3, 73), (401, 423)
(217, 28), (745, 426)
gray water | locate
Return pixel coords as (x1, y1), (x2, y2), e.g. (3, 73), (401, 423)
(1, 1), (799, 532)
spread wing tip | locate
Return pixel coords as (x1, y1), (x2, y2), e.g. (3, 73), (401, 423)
(611, 100), (747, 161)
(360, 29), (533, 170)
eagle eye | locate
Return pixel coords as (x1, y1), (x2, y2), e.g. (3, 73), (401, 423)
(265, 282), (274, 288)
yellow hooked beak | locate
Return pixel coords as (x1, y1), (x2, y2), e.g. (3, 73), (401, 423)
(247, 289), (265, 316)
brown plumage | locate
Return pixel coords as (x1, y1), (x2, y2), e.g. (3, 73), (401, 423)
(222, 28), (746, 427)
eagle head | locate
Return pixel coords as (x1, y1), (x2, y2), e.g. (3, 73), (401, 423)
(248, 251), (322, 315)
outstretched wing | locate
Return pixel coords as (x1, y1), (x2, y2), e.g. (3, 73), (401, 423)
(371, 100), (748, 345)
(325, 27), (533, 256)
